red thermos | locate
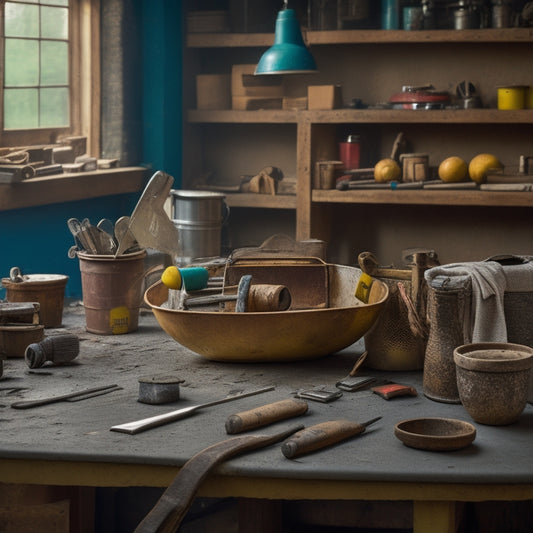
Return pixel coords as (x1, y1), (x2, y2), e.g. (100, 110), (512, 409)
(339, 135), (360, 171)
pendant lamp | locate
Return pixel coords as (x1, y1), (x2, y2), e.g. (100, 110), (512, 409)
(255, 1), (317, 75)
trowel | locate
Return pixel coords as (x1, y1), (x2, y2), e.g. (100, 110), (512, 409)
(115, 171), (181, 260)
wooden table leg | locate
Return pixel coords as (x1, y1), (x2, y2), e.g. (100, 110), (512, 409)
(413, 501), (458, 533)
(238, 499), (282, 533)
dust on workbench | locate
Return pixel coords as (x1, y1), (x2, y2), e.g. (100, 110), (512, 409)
(1, 300), (366, 406)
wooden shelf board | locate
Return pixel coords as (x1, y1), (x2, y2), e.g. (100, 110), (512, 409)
(307, 28), (533, 45)
(0, 167), (148, 212)
(225, 193), (296, 209)
(189, 109), (533, 125)
(188, 109), (300, 123)
(312, 189), (533, 207)
(188, 28), (533, 48)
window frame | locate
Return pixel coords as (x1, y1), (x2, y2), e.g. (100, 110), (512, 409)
(0, 0), (100, 156)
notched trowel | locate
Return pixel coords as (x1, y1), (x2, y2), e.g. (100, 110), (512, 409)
(115, 171), (181, 259)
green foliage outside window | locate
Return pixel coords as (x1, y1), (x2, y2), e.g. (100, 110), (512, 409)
(4, 0), (70, 130)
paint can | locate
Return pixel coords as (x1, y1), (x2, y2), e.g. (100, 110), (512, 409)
(497, 86), (527, 110)
(78, 250), (146, 335)
(170, 190), (228, 265)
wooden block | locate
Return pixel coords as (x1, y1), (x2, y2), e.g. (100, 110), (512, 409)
(231, 64), (283, 97)
(308, 85), (343, 110)
(52, 146), (75, 164)
(188, 10), (230, 33)
(283, 96), (308, 110)
(232, 96), (282, 110)
(196, 74), (231, 110)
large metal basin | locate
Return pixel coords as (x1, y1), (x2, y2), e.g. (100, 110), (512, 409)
(144, 263), (388, 363)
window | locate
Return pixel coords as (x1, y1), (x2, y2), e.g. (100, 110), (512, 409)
(0, 0), (99, 153)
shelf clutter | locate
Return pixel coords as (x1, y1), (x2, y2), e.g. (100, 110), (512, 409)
(0, 137), (118, 184)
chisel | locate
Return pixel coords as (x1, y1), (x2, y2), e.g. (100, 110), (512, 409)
(281, 417), (381, 458)
(225, 398), (309, 434)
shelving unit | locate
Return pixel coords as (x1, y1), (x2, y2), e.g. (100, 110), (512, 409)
(182, 4), (533, 264)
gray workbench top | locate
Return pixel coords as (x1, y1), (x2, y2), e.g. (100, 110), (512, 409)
(1, 303), (532, 486)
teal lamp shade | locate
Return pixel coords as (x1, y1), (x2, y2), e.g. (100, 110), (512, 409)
(255, 8), (317, 75)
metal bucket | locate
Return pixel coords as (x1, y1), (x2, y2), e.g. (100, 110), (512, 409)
(78, 250), (146, 335)
(170, 190), (228, 264)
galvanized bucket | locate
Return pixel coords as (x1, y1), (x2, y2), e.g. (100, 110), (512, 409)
(170, 190), (228, 264)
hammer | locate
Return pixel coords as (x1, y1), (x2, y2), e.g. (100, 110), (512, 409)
(181, 275), (291, 312)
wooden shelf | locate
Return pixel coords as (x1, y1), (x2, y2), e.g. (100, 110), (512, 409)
(189, 109), (533, 125)
(312, 188), (533, 208)
(182, 0), (533, 256)
(188, 28), (533, 48)
(0, 167), (148, 212)
(225, 193), (296, 209)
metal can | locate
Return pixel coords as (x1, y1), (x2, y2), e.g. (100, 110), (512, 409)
(339, 135), (361, 171)
(381, 0), (399, 29)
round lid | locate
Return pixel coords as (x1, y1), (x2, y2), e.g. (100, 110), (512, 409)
(170, 189), (226, 200)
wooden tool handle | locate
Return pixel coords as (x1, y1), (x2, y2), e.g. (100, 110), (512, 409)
(248, 284), (291, 312)
(281, 419), (367, 459)
(225, 399), (308, 434)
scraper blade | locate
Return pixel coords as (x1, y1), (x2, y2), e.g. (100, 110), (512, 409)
(115, 171), (181, 258)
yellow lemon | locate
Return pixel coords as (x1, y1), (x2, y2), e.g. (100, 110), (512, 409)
(374, 158), (401, 183)
(161, 266), (182, 290)
(468, 153), (503, 184)
(438, 156), (468, 182)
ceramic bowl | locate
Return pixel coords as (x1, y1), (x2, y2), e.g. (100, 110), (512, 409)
(454, 342), (533, 425)
(394, 417), (476, 451)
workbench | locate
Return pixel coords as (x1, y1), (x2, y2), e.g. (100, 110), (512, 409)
(1, 303), (532, 532)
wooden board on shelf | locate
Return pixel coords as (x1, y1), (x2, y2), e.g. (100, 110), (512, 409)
(312, 188), (533, 208)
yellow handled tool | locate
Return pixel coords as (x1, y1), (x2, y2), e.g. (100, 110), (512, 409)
(355, 272), (374, 303)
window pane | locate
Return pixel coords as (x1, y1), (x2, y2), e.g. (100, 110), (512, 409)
(41, 6), (68, 40)
(41, 41), (68, 85)
(4, 88), (39, 129)
(4, 3), (39, 38)
(40, 87), (69, 127)
(5, 39), (39, 86)
(46, 0), (69, 6)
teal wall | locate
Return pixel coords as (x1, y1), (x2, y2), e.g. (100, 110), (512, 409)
(0, 1), (183, 300)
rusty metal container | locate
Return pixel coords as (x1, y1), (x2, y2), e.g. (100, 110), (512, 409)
(145, 260), (388, 363)
(78, 250), (146, 335)
(0, 324), (45, 358)
(2, 274), (68, 328)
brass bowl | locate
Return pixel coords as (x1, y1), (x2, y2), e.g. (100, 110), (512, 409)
(144, 264), (388, 363)
(394, 417), (476, 452)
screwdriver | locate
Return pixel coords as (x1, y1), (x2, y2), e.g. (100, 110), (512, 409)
(281, 417), (381, 459)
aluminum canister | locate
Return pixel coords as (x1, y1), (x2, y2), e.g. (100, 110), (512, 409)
(403, 6), (424, 30)
(491, 0), (512, 28)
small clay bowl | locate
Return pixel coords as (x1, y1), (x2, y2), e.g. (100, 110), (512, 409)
(394, 417), (476, 451)
(454, 342), (533, 425)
